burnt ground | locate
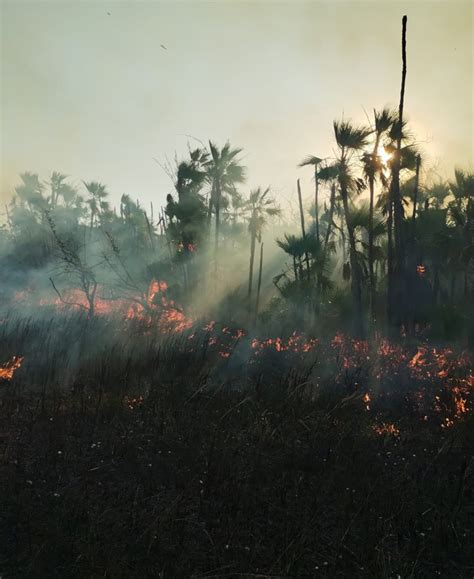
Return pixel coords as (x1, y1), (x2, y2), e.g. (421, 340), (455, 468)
(0, 315), (473, 577)
(1, 375), (473, 578)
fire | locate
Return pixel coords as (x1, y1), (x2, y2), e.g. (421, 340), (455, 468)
(0, 356), (24, 381)
(416, 264), (426, 277)
(409, 348), (427, 369)
(373, 422), (400, 436)
(177, 242), (196, 253)
(331, 333), (369, 375)
(8, 285), (474, 430)
(147, 280), (168, 303)
(14, 280), (193, 333)
(452, 386), (467, 416)
(128, 280), (194, 332)
(203, 321), (216, 332)
(363, 392), (371, 411)
(251, 332), (319, 356)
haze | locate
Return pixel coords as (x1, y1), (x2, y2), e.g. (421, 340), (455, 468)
(1, 0), (472, 210)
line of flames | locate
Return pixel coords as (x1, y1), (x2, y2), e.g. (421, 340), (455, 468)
(8, 281), (474, 429)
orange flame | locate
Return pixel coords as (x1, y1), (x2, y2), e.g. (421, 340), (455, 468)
(416, 264), (426, 277)
(0, 356), (24, 381)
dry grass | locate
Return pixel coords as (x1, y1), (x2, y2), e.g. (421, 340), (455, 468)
(0, 315), (473, 577)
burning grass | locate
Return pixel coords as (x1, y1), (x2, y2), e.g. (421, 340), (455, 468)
(1, 309), (473, 576)
(0, 356), (24, 381)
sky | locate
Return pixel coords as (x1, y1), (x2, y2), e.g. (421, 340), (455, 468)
(1, 0), (473, 213)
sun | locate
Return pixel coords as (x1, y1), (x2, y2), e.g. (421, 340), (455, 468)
(377, 145), (392, 166)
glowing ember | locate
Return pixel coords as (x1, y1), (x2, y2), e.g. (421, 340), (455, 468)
(0, 356), (24, 381)
(373, 422), (400, 436)
(251, 332), (319, 356)
(416, 264), (426, 277)
(124, 395), (144, 410)
(362, 392), (371, 411)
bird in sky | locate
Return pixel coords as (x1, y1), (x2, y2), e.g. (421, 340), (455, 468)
(160, 44), (167, 50)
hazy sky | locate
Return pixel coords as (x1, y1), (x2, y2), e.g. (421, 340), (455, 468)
(1, 0), (473, 211)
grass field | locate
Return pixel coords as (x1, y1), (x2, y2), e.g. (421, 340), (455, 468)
(1, 313), (473, 577)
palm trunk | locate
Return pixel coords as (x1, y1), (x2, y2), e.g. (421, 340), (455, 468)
(207, 183), (215, 230)
(314, 167), (319, 240)
(297, 179), (311, 281)
(450, 272), (456, 303)
(387, 199), (394, 326)
(254, 242), (264, 323)
(323, 183), (336, 255)
(340, 173), (363, 336)
(293, 257), (298, 281)
(411, 154), (421, 237)
(368, 175), (376, 322)
(368, 135), (381, 323)
(248, 230), (256, 299)
(433, 266), (440, 305)
(214, 182), (221, 278)
(463, 194), (472, 298)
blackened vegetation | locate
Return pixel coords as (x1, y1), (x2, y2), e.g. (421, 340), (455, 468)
(1, 315), (474, 577)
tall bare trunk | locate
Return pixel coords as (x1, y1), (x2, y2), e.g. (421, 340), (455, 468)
(391, 15), (408, 328)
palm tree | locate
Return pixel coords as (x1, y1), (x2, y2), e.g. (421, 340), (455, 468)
(276, 234), (305, 281)
(350, 203), (386, 283)
(175, 147), (208, 200)
(204, 141), (246, 271)
(165, 148), (209, 252)
(246, 187), (279, 299)
(14, 172), (46, 212)
(299, 155), (323, 240)
(317, 163), (340, 257)
(449, 168), (474, 297)
(333, 119), (371, 335)
(49, 172), (69, 207)
(83, 181), (109, 229)
(362, 108), (396, 321)
(423, 180), (450, 210)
